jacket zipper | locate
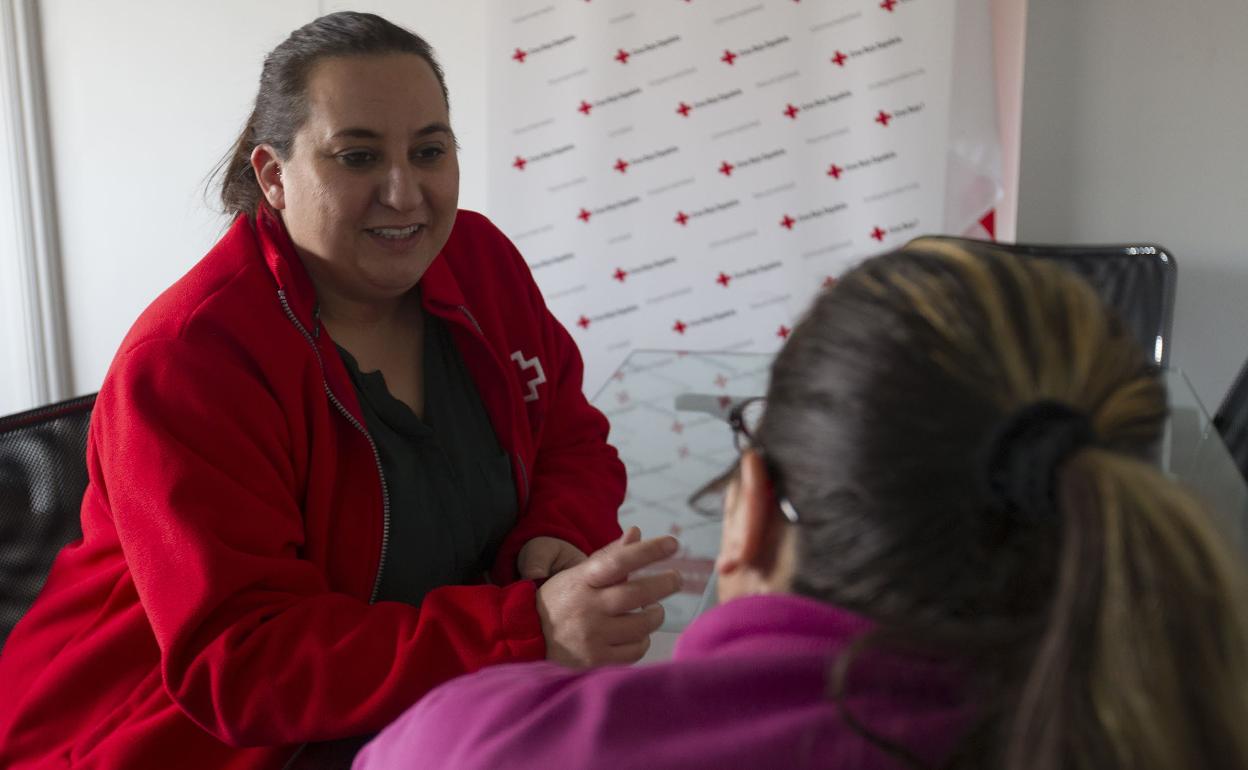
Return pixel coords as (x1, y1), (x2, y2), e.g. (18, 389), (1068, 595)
(273, 299), (525, 770)
(452, 304), (530, 507)
(278, 291), (392, 603)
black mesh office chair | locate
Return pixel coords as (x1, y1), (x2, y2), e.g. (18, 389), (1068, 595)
(0, 394), (94, 648)
(1215, 358), (1248, 485)
(919, 238), (1177, 367)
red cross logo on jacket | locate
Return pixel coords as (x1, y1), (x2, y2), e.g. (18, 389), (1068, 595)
(511, 350), (547, 403)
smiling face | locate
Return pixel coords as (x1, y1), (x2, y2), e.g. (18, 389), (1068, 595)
(257, 53), (459, 309)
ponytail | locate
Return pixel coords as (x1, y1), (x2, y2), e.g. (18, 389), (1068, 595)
(1007, 450), (1248, 770)
(763, 240), (1248, 770)
(209, 12), (450, 217)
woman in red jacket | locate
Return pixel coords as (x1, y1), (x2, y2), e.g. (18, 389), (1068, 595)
(0, 12), (678, 769)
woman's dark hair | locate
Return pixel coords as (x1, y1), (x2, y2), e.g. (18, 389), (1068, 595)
(216, 11), (448, 217)
(759, 238), (1248, 769)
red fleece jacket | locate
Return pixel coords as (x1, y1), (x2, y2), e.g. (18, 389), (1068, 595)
(0, 208), (624, 769)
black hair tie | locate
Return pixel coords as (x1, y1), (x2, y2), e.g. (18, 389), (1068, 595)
(981, 400), (1096, 521)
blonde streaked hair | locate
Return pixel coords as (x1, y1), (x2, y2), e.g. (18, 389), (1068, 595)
(758, 237), (1248, 769)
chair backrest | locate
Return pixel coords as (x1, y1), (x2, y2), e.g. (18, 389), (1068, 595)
(920, 238), (1177, 367)
(0, 394), (95, 647)
(1215, 358), (1248, 485)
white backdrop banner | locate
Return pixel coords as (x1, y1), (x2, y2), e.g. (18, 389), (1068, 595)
(487, 0), (1003, 396)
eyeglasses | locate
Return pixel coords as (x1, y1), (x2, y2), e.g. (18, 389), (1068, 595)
(685, 397), (801, 523)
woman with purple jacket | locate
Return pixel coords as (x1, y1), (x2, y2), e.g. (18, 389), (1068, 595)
(354, 239), (1248, 770)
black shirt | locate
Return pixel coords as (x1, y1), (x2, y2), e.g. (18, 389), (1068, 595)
(337, 310), (517, 607)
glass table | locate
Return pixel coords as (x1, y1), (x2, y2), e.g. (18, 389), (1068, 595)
(1164, 369), (1248, 551)
(592, 351), (1248, 640)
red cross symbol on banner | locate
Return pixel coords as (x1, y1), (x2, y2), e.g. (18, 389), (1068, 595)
(676, 102), (692, 117)
(777, 325), (791, 339)
(780, 214), (796, 230)
(719, 161), (735, 176)
(613, 268), (628, 282)
(871, 226), (886, 241)
(716, 272), (731, 288)
(614, 158), (630, 173)
(784, 103), (800, 120)
(578, 100), (593, 115)
(675, 211), (690, 226)
(881, 0), (898, 11)
(721, 49), (737, 65)
(578, 208), (592, 223)
(831, 50), (847, 67)
(875, 109), (893, 127)
(577, 315), (591, 329)
(512, 48), (527, 63)
(827, 163), (843, 179)
(513, 156), (527, 171)
(979, 210), (997, 238)
(615, 48), (630, 64)
(673, 320), (688, 334)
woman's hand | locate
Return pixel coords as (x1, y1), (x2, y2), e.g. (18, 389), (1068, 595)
(517, 537), (588, 580)
(536, 527), (682, 668)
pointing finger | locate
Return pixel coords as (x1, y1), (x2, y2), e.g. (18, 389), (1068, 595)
(584, 536), (679, 589)
(600, 571), (682, 614)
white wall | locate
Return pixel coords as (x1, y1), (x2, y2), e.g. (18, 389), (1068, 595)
(0, 80), (32, 415)
(1017, 0), (1248, 410)
(1, 1), (38, 416)
(37, 0), (487, 397)
(990, 0), (1027, 242)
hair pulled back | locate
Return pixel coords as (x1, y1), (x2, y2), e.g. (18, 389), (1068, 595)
(761, 238), (1248, 770)
(216, 11), (448, 217)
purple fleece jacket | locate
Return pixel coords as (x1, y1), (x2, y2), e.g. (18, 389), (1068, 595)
(353, 594), (971, 770)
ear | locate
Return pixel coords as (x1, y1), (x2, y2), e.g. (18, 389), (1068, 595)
(250, 144), (285, 210)
(715, 449), (777, 578)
